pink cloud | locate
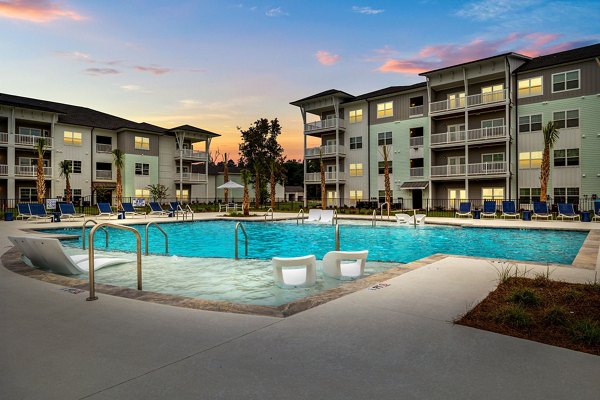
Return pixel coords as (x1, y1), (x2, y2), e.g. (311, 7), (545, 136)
(134, 65), (171, 75)
(315, 50), (341, 66)
(0, 0), (85, 22)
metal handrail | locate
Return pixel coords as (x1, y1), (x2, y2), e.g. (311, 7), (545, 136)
(296, 208), (304, 225)
(186, 204), (194, 221)
(81, 219), (108, 250)
(333, 209), (338, 225)
(145, 222), (168, 255)
(264, 207), (274, 221)
(235, 222), (248, 260)
(380, 202), (391, 220)
(335, 224), (340, 251)
(87, 223), (142, 301)
(372, 210), (377, 227)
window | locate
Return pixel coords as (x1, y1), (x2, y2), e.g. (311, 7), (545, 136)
(554, 187), (579, 204)
(377, 131), (392, 146)
(349, 163), (363, 177)
(176, 189), (189, 199)
(553, 110), (579, 129)
(518, 77), (543, 97)
(481, 118), (504, 129)
(519, 151), (543, 169)
(448, 92), (465, 109)
(135, 189), (150, 198)
(378, 190), (392, 203)
(481, 84), (504, 102)
(349, 137), (363, 149)
(377, 101), (393, 118)
(19, 187), (38, 202)
(64, 131), (82, 145)
(378, 161), (392, 174)
(554, 148), (579, 167)
(135, 163), (150, 175)
(449, 189), (467, 202)
(64, 189), (82, 203)
(349, 109), (363, 123)
(519, 114), (542, 132)
(135, 136), (150, 150)
(96, 162), (111, 171)
(409, 96), (423, 107)
(19, 157), (49, 167)
(350, 190), (363, 201)
(18, 127), (44, 136)
(482, 153), (504, 163)
(552, 70), (579, 92)
(64, 160), (82, 174)
(482, 188), (504, 200)
(520, 188), (541, 204)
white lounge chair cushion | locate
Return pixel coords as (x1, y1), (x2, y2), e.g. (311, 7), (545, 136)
(307, 209), (321, 222)
(323, 250), (368, 280)
(320, 210), (334, 223)
(395, 213), (411, 224)
(272, 255), (317, 288)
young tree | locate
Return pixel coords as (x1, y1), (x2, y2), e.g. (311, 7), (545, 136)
(34, 138), (47, 204)
(283, 159), (303, 186)
(241, 169), (251, 216)
(59, 160), (72, 203)
(540, 121), (560, 202)
(223, 153), (229, 204)
(147, 183), (169, 202)
(381, 145), (391, 213)
(112, 149), (125, 209)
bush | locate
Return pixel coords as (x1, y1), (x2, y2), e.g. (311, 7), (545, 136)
(570, 319), (600, 345)
(508, 288), (541, 306)
(494, 304), (533, 327)
(543, 305), (569, 326)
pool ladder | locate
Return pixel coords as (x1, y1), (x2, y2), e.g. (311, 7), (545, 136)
(264, 208), (274, 221)
(296, 208), (304, 225)
(235, 222), (248, 260)
(145, 222), (168, 255)
(81, 219), (109, 250)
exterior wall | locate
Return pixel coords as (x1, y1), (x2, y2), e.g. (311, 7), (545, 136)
(52, 123), (93, 198)
(369, 121), (395, 200)
(392, 117), (429, 204)
(122, 154), (159, 198)
(158, 135), (176, 197)
(117, 131), (160, 156)
(343, 101), (369, 202)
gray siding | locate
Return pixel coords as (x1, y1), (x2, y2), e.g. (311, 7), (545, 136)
(117, 131), (160, 156)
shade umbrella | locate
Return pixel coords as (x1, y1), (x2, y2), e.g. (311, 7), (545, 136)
(217, 180), (244, 189)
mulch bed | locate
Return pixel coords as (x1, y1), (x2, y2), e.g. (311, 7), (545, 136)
(457, 277), (600, 356)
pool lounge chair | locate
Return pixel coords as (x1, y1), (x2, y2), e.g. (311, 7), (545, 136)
(149, 202), (170, 217)
(408, 214), (427, 225)
(272, 255), (316, 288)
(323, 250), (369, 280)
(455, 202), (473, 218)
(593, 202), (600, 222)
(120, 202), (146, 218)
(501, 201), (520, 219)
(395, 213), (411, 224)
(28, 203), (53, 223)
(218, 202), (240, 212)
(8, 236), (130, 275)
(170, 201), (193, 218)
(320, 209), (335, 224)
(481, 201), (497, 219)
(59, 202), (85, 220)
(97, 203), (116, 219)
(557, 203), (580, 221)
(306, 209), (321, 222)
(16, 203), (32, 220)
(532, 201), (552, 220)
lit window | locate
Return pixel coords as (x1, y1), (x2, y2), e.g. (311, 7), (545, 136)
(518, 77), (543, 97)
(377, 132), (392, 146)
(552, 70), (579, 92)
(135, 163), (150, 175)
(554, 148), (579, 167)
(481, 84), (504, 102)
(482, 188), (504, 200)
(350, 190), (363, 201)
(349, 163), (363, 177)
(378, 161), (392, 174)
(64, 131), (82, 145)
(519, 114), (542, 132)
(448, 92), (465, 109)
(176, 189), (189, 199)
(349, 137), (362, 149)
(349, 109), (363, 123)
(553, 110), (579, 129)
(377, 101), (393, 118)
(135, 189), (150, 198)
(135, 136), (150, 150)
(519, 152), (542, 169)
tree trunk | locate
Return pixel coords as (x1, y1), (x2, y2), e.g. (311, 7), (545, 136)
(65, 176), (71, 203)
(116, 168), (123, 209)
(243, 184), (250, 216)
(540, 146), (550, 202)
(254, 167), (260, 209)
(270, 169), (276, 209)
(36, 154), (45, 204)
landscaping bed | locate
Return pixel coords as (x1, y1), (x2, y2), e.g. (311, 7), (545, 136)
(458, 276), (600, 356)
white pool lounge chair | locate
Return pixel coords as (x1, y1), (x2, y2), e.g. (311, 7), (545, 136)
(481, 201), (497, 219)
(306, 209), (321, 222)
(320, 209), (334, 224)
(408, 214), (427, 225)
(395, 213), (411, 224)
(272, 255), (317, 288)
(8, 236), (130, 275)
(322, 250), (368, 280)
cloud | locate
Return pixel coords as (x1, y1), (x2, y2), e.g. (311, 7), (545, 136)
(179, 99), (201, 109)
(85, 68), (120, 76)
(0, 0), (85, 22)
(315, 50), (341, 66)
(352, 6), (384, 15)
(134, 65), (171, 75)
(265, 7), (287, 17)
(120, 85), (151, 93)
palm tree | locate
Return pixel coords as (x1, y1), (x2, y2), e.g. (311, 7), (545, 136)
(34, 138), (47, 204)
(112, 149), (125, 209)
(241, 169), (251, 216)
(319, 149), (326, 209)
(59, 160), (72, 203)
(381, 145), (391, 214)
(540, 121), (560, 202)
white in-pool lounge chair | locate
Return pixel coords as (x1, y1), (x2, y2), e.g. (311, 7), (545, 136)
(408, 214), (427, 225)
(306, 209), (321, 222)
(322, 250), (368, 280)
(272, 255), (317, 288)
(320, 209), (334, 224)
(59, 202), (86, 220)
(8, 236), (130, 275)
(395, 213), (411, 224)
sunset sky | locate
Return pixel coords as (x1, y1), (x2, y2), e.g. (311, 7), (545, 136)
(1, 0), (599, 161)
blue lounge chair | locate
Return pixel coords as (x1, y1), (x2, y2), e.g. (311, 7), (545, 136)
(121, 202), (146, 218)
(455, 202), (472, 218)
(97, 202), (116, 219)
(557, 203), (580, 221)
(501, 201), (519, 219)
(28, 203), (53, 223)
(59, 202), (85, 220)
(149, 202), (170, 217)
(481, 201), (497, 218)
(169, 201), (192, 218)
(532, 201), (552, 220)
(16, 203), (32, 220)
(593, 201), (600, 222)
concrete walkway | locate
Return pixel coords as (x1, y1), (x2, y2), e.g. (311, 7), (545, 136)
(1, 215), (599, 399)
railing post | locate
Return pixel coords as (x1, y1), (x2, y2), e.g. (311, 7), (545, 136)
(335, 224), (340, 251)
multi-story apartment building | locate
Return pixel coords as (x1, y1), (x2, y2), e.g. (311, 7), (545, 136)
(0, 94), (219, 205)
(292, 43), (600, 209)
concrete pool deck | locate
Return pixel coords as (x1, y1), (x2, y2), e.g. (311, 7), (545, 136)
(1, 214), (599, 398)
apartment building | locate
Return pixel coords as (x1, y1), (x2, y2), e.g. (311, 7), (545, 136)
(0, 94), (219, 205)
(291, 43), (600, 209)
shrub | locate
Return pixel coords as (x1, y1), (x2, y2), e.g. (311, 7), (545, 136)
(562, 288), (582, 302)
(508, 287), (541, 306)
(543, 305), (569, 326)
(494, 304), (533, 328)
(570, 319), (600, 345)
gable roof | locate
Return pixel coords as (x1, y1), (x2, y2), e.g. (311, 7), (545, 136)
(290, 89), (355, 106)
(517, 43), (600, 72)
(351, 82), (427, 102)
(168, 124), (220, 137)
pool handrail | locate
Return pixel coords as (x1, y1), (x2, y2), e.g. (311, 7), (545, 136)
(380, 202), (390, 220)
(372, 209), (377, 227)
(264, 207), (274, 222)
(335, 224), (340, 251)
(235, 221), (248, 260)
(333, 209), (338, 225)
(145, 221), (168, 255)
(87, 223), (142, 301)
(81, 219), (108, 250)
(296, 208), (304, 225)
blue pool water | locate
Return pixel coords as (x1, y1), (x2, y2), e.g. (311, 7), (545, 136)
(43, 220), (587, 265)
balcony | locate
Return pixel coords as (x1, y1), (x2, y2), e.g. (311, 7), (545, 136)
(305, 144), (346, 159)
(409, 136), (424, 147)
(431, 164), (466, 177)
(175, 172), (207, 183)
(96, 143), (113, 153)
(410, 167), (424, 178)
(15, 134), (53, 148)
(467, 90), (507, 108)
(430, 162), (508, 178)
(429, 89), (507, 114)
(95, 170), (112, 180)
(467, 126), (507, 142)
(408, 105), (424, 118)
(305, 172), (346, 183)
(0, 132), (7, 144)
(431, 130), (466, 146)
(431, 126), (507, 147)
(0, 164), (7, 175)
(15, 165), (52, 177)
(174, 148), (208, 160)
(304, 118), (346, 134)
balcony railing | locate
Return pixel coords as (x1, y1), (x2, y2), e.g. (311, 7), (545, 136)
(176, 148), (208, 160)
(429, 98), (465, 114)
(305, 118), (346, 133)
(15, 134), (53, 148)
(468, 161), (508, 175)
(0, 132), (8, 144)
(305, 144), (346, 158)
(96, 143), (113, 153)
(408, 105), (424, 117)
(305, 172), (346, 182)
(409, 136), (424, 147)
(429, 89), (507, 114)
(467, 126), (507, 141)
(95, 170), (112, 180)
(14, 165), (52, 177)
(0, 164), (7, 175)
(175, 172), (207, 182)
(410, 167), (424, 178)
(431, 130), (466, 145)
(431, 164), (466, 177)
